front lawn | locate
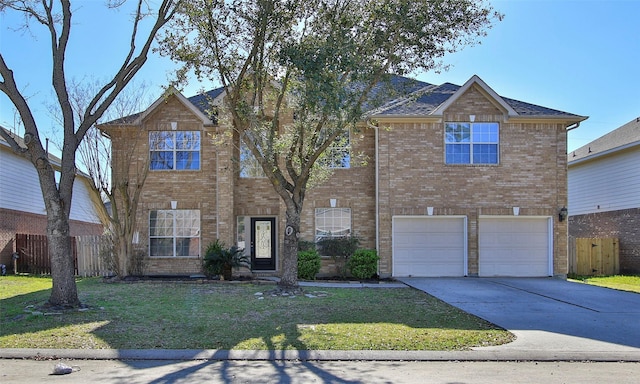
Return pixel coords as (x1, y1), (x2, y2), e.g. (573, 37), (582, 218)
(0, 276), (513, 350)
(569, 275), (640, 294)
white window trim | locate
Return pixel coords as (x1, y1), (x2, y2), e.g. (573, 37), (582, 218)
(315, 207), (352, 241)
(321, 129), (351, 169)
(149, 131), (201, 171)
(239, 139), (266, 178)
(444, 122), (500, 165)
(149, 209), (201, 258)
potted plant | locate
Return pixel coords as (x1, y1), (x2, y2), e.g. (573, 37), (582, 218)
(203, 240), (249, 280)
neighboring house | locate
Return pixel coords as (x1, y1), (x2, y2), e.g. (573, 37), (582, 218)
(0, 127), (104, 267)
(568, 117), (640, 273)
(100, 75), (586, 278)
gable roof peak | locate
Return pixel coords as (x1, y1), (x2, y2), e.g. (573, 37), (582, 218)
(432, 74), (518, 116)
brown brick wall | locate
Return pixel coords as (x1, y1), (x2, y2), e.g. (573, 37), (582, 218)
(106, 86), (571, 278)
(233, 125), (377, 274)
(0, 208), (103, 266)
(376, 86), (569, 276)
(569, 208), (640, 274)
(107, 95), (218, 276)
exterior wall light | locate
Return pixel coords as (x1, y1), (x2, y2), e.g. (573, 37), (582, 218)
(559, 207), (568, 222)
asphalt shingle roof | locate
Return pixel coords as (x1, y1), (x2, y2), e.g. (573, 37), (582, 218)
(105, 75), (583, 125)
(569, 117), (640, 163)
(375, 80), (581, 118)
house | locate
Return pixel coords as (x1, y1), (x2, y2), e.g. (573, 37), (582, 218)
(100, 75), (586, 278)
(568, 117), (640, 273)
(0, 127), (104, 268)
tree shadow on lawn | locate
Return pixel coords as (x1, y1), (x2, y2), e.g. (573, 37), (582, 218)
(0, 279), (510, 382)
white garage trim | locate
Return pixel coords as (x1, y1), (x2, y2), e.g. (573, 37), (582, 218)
(392, 216), (468, 277)
(478, 216), (553, 277)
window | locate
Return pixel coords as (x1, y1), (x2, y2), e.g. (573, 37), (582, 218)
(315, 208), (351, 241)
(320, 129), (350, 169)
(239, 140), (266, 178)
(149, 210), (200, 257)
(445, 122), (499, 164)
(149, 131), (201, 170)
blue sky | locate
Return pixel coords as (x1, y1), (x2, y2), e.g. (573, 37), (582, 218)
(1, 0), (638, 153)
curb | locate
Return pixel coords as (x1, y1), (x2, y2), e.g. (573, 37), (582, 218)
(3, 348), (640, 362)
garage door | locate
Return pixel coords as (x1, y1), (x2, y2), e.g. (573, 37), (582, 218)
(479, 217), (551, 277)
(392, 216), (467, 277)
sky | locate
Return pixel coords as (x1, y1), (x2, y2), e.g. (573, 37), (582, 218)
(1, 0), (639, 155)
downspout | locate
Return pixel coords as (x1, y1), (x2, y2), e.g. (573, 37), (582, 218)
(216, 148), (219, 239)
(366, 118), (380, 274)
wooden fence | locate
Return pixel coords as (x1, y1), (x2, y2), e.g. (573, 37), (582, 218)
(14, 234), (112, 277)
(569, 237), (619, 276)
(76, 235), (113, 277)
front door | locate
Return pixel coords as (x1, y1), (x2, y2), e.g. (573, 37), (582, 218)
(250, 217), (276, 270)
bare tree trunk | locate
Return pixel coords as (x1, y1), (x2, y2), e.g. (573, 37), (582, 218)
(47, 211), (79, 307)
(279, 208), (301, 288)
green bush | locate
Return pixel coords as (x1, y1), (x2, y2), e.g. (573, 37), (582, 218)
(203, 239), (249, 280)
(347, 249), (379, 280)
(316, 236), (360, 257)
(298, 250), (321, 280)
(298, 239), (316, 252)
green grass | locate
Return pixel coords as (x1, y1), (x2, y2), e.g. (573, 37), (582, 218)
(569, 275), (640, 294)
(0, 276), (513, 350)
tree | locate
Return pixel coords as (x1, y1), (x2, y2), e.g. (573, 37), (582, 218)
(0, 0), (180, 307)
(69, 80), (154, 277)
(160, 0), (501, 288)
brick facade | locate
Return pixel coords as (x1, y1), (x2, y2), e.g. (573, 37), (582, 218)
(569, 208), (640, 274)
(375, 85), (569, 276)
(105, 79), (578, 278)
(0, 208), (103, 266)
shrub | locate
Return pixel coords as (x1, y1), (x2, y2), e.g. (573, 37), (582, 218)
(298, 239), (316, 252)
(316, 236), (360, 257)
(298, 250), (321, 280)
(203, 240), (249, 279)
(347, 249), (379, 280)
(317, 236), (360, 278)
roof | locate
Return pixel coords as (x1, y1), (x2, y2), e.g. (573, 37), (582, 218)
(0, 126), (63, 167)
(100, 86), (220, 126)
(569, 116), (640, 164)
(105, 75), (586, 126)
(0, 126), (95, 180)
(373, 75), (584, 120)
(188, 87), (225, 118)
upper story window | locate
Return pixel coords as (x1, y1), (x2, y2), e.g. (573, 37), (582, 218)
(239, 139), (266, 178)
(149, 131), (201, 170)
(320, 129), (350, 169)
(445, 122), (499, 165)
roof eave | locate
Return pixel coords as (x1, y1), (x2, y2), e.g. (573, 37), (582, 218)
(568, 140), (640, 166)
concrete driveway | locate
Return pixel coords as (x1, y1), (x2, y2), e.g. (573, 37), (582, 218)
(398, 277), (640, 359)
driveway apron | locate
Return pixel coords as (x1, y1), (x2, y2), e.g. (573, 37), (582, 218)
(398, 277), (640, 354)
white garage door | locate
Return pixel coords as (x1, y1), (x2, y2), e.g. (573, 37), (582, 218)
(392, 216), (467, 277)
(479, 217), (552, 277)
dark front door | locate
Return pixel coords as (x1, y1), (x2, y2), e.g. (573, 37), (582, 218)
(250, 217), (276, 270)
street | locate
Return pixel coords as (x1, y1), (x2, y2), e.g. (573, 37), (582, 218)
(2, 359), (640, 383)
